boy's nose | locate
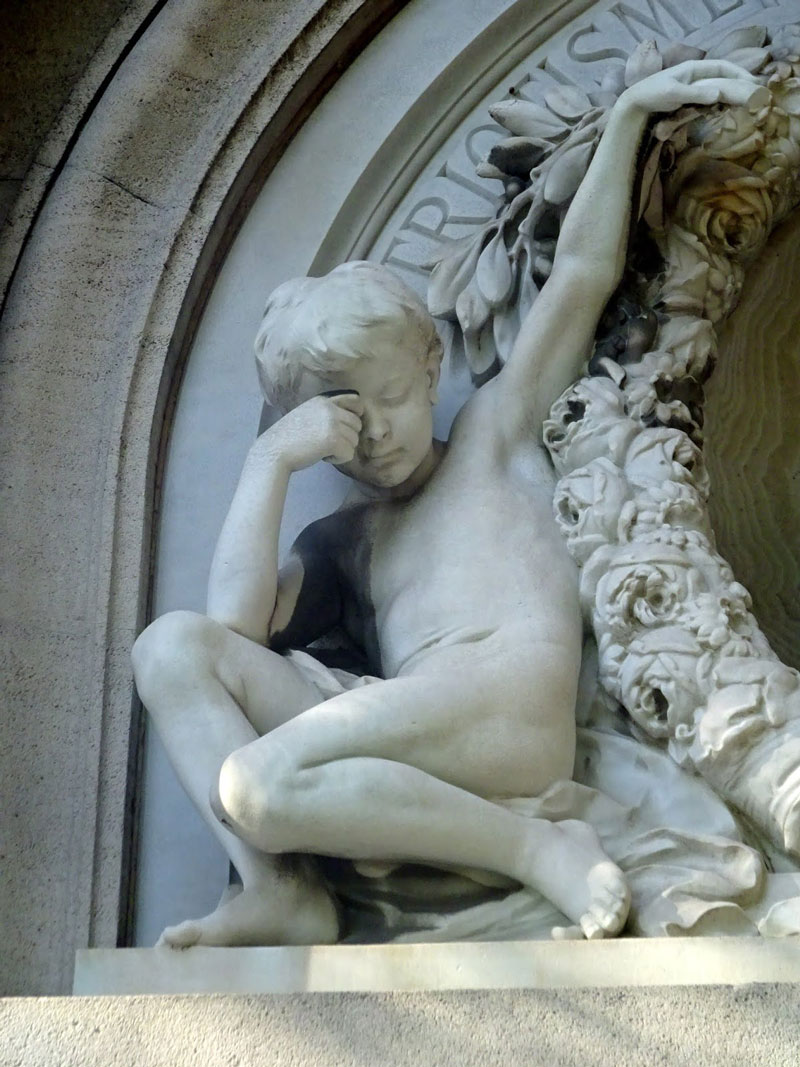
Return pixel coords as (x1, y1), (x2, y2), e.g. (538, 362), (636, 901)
(362, 408), (390, 442)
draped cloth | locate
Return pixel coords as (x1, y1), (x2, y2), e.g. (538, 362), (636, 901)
(325, 671), (800, 942)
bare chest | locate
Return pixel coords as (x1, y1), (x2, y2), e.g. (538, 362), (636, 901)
(346, 437), (579, 674)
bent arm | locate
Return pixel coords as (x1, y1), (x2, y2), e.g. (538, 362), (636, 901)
(207, 392), (363, 644)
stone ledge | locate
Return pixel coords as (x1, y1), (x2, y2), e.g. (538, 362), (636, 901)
(74, 936), (800, 995)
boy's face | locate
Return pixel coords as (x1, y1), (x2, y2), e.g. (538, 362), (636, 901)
(296, 342), (440, 490)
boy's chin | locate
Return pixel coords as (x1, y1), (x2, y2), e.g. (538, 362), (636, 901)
(339, 456), (414, 489)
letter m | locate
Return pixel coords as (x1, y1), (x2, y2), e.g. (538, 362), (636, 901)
(609, 0), (694, 41)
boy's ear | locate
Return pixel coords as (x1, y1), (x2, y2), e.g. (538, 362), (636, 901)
(426, 359), (441, 404)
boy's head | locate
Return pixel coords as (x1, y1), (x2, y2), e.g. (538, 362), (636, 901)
(254, 262), (445, 489)
(254, 261), (443, 413)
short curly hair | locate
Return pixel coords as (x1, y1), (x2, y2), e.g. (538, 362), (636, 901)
(254, 261), (443, 412)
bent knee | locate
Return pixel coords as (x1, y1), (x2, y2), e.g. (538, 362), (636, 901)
(217, 743), (299, 852)
(132, 610), (223, 704)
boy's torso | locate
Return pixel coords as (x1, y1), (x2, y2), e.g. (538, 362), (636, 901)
(316, 387), (582, 678)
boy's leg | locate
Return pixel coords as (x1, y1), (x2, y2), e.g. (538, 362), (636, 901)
(217, 661), (630, 939)
(132, 610), (339, 947)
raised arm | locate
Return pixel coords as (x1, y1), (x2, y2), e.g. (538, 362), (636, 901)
(207, 393), (362, 644)
(498, 60), (764, 439)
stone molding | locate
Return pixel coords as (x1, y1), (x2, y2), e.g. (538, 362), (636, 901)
(0, 0), (407, 996)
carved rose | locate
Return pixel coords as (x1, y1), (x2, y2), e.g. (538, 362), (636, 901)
(623, 427), (709, 498)
(674, 159), (772, 256)
(595, 558), (692, 642)
(617, 627), (707, 743)
(553, 458), (630, 565)
(543, 378), (637, 474)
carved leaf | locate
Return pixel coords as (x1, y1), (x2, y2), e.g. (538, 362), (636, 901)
(518, 256), (539, 322)
(544, 84), (592, 121)
(486, 137), (546, 180)
(661, 42), (705, 68)
(488, 99), (568, 139)
(625, 39), (663, 87)
(475, 161), (506, 180)
(464, 321), (498, 375)
(493, 302), (519, 364)
(419, 232), (477, 271)
(721, 46), (771, 73)
(427, 238), (482, 318)
(476, 230), (514, 307)
(706, 25), (766, 59)
(455, 276), (491, 335)
(544, 139), (594, 204)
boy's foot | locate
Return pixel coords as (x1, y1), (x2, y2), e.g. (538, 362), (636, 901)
(521, 818), (630, 940)
(155, 878), (339, 948)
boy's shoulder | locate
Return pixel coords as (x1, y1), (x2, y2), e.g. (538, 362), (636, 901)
(294, 498), (376, 565)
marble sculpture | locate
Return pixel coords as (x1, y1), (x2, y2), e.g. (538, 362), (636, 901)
(133, 30), (800, 947)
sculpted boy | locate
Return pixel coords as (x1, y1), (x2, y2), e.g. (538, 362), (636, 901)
(133, 61), (759, 947)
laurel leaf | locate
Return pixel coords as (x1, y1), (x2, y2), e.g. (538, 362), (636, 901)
(493, 302), (520, 364)
(427, 238), (482, 318)
(544, 140), (594, 204)
(486, 137), (546, 179)
(464, 321), (498, 375)
(722, 46), (771, 73)
(455, 276), (491, 335)
(778, 86), (800, 116)
(661, 42), (705, 68)
(625, 39), (663, 87)
(476, 230), (514, 307)
(488, 99), (568, 139)
(544, 84), (592, 121)
(518, 253), (539, 323)
(706, 24), (766, 59)
(475, 161), (506, 180)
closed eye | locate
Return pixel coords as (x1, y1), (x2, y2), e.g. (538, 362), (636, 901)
(381, 390), (410, 406)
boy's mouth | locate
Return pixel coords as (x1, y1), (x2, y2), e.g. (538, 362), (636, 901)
(365, 448), (402, 465)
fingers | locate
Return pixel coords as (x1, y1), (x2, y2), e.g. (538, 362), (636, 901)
(687, 77), (770, 110)
(323, 409), (361, 464)
(324, 429), (359, 465)
(328, 391), (364, 415)
(323, 393), (363, 463)
(672, 59), (760, 84)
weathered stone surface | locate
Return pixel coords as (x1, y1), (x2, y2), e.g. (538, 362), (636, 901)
(4, 986), (800, 1066)
(0, 0), (406, 996)
(706, 208), (800, 669)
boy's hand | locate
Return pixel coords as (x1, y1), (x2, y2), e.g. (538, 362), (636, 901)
(620, 59), (768, 116)
(259, 392), (364, 471)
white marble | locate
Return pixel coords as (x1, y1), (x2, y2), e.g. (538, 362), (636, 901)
(75, 937), (800, 995)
